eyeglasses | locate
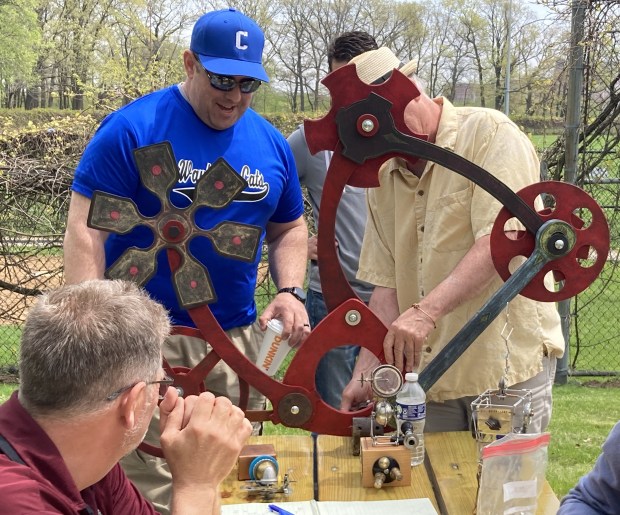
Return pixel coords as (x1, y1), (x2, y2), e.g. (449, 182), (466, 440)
(106, 376), (174, 402)
(193, 53), (261, 94)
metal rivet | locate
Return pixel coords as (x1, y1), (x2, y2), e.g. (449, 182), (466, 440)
(346, 310), (361, 326)
(361, 119), (375, 133)
(290, 405), (300, 415)
(554, 240), (565, 250)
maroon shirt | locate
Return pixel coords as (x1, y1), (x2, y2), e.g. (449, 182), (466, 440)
(0, 392), (158, 514)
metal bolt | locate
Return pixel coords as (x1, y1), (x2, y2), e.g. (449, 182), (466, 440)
(377, 456), (391, 469)
(361, 119), (375, 133)
(290, 405), (300, 415)
(346, 310), (361, 326)
(554, 240), (565, 250)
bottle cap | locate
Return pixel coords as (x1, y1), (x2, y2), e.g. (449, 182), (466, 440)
(405, 372), (418, 382)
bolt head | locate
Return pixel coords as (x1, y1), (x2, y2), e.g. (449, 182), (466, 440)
(378, 456), (391, 469)
(361, 119), (375, 133)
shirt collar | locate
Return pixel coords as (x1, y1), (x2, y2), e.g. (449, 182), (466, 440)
(432, 97), (458, 151)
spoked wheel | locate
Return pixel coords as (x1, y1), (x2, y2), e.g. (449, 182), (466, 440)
(490, 181), (609, 302)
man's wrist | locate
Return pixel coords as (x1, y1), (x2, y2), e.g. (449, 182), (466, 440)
(277, 287), (306, 303)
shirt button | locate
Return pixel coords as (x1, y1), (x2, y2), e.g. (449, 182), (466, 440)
(425, 346), (432, 353)
(420, 225), (425, 232)
(417, 190), (424, 196)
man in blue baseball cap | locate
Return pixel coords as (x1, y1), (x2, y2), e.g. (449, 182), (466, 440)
(184, 8), (271, 130)
(191, 8), (270, 83)
(64, 8), (309, 513)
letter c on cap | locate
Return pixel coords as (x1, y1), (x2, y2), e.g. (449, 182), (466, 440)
(236, 31), (248, 50)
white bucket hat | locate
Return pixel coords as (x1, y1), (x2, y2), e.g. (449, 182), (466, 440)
(349, 47), (417, 85)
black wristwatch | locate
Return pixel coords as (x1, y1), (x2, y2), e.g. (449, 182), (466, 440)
(277, 287), (307, 303)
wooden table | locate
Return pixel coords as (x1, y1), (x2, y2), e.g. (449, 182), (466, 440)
(316, 432), (560, 515)
(316, 435), (437, 508)
(220, 435), (314, 504)
(221, 433), (560, 514)
(424, 432), (559, 515)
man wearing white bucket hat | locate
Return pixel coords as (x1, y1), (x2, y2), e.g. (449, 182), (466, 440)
(288, 31), (382, 409)
(340, 47), (564, 434)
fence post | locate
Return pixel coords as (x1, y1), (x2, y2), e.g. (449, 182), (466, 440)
(555, 299), (570, 385)
(556, 0), (587, 385)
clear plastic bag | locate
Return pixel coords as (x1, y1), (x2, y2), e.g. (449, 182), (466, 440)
(476, 432), (550, 515)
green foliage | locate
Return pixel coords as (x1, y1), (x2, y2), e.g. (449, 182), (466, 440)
(97, 50), (186, 109)
(0, 108), (107, 129)
(0, 108), (101, 158)
(263, 112), (318, 138)
(0, 0), (40, 95)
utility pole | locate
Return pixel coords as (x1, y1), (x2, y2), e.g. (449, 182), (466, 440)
(504, 0), (512, 116)
(556, 0), (587, 385)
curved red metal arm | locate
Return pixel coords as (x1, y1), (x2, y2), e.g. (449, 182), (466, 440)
(163, 248), (383, 435)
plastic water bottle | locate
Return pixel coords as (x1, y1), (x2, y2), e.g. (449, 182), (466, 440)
(396, 372), (426, 466)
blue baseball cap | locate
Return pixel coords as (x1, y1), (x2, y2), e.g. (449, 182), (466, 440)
(190, 8), (269, 83)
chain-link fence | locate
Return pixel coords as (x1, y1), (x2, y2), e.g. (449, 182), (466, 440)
(1, 124), (620, 379)
(568, 179), (620, 374)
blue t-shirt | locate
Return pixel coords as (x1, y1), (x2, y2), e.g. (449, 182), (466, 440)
(72, 85), (303, 329)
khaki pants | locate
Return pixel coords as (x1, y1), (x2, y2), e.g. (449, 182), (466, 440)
(121, 322), (266, 514)
(425, 354), (557, 434)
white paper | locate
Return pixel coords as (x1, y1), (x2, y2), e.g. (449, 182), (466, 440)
(221, 498), (438, 515)
(221, 501), (318, 515)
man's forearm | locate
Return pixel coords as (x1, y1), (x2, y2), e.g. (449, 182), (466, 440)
(368, 286), (400, 326)
(266, 218), (308, 288)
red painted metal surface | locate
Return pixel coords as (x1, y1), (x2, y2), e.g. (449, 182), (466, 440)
(491, 181), (610, 301)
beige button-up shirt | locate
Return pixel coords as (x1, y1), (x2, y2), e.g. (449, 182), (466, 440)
(358, 98), (564, 402)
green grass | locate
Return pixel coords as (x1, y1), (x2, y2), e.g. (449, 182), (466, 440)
(529, 133), (559, 151)
(0, 383), (17, 402)
(546, 378), (618, 498)
(0, 325), (20, 371)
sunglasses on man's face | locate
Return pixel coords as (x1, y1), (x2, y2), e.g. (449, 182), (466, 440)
(206, 70), (262, 94)
(193, 53), (261, 94)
